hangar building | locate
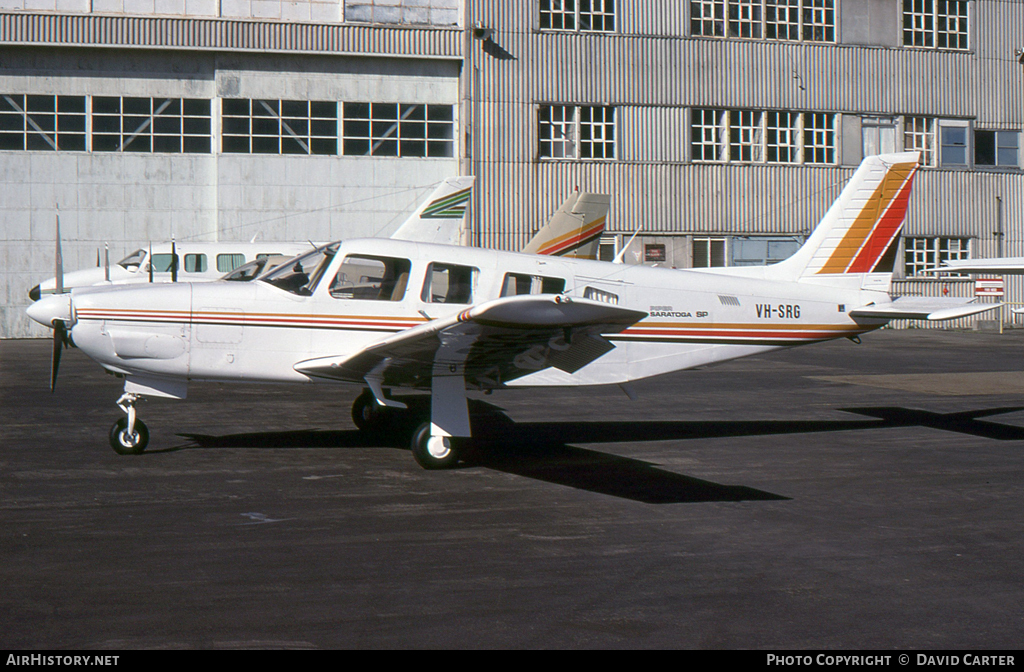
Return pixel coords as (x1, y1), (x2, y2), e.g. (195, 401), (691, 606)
(1, 0), (1022, 337)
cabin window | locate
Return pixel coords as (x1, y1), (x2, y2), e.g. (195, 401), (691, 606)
(584, 286), (619, 304)
(500, 273), (566, 297)
(217, 253), (245, 272)
(184, 254), (207, 273)
(422, 263), (477, 304)
(329, 255), (412, 301)
(148, 254), (175, 273)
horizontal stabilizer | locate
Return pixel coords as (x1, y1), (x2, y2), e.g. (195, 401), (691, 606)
(849, 298), (1001, 321)
(926, 257), (1024, 275)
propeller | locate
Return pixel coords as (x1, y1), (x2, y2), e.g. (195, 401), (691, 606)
(50, 319), (68, 393)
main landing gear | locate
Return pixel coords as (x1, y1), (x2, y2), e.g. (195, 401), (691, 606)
(351, 374), (472, 470)
(109, 392), (149, 455)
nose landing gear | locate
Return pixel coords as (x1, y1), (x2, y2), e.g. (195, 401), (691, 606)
(109, 392), (149, 455)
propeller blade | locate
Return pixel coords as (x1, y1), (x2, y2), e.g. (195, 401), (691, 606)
(50, 320), (66, 393)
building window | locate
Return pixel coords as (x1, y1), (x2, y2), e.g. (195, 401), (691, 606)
(904, 237), (969, 277)
(902, 0), (968, 50)
(692, 0), (834, 42)
(939, 122), (969, 166)
(975, 131), (1019, 169)
(862, 117), (897, 157)
(541, 0), (616, 32)
(766, 110), (799, 163)
(692, 108), (725, 161)
(803, 112), (835, 164)
(904, 116), (935, 166)
(692, 0), (726, 36)
(732, 236), (802, 266)
(92, 97), (211, 154)
(341, 103), (453, 158)
(222, 99), (336, 155)
(539, 105), (615, 160)
(693, 237), (727, 267)
(691, 109), (835, 165)
(0, 95), (86, 151)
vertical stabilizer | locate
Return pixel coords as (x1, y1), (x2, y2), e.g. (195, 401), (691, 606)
(390, 176), (474, 245)
(522, 192), (610, 258)
(768, 152), (920, 287)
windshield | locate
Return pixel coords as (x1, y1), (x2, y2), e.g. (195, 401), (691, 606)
(222, 255), (294, 282)
(260, 243), (339, 295)
(118, 249), (146, 270)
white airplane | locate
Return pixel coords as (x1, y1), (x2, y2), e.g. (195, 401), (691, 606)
(28, 152), (993, 469)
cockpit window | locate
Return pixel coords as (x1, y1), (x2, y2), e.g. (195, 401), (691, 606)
(260, 243), (338, 295)
(222, 255), (292, 282)
(118, 249), (146, 270)
(330, 255), (412, 301)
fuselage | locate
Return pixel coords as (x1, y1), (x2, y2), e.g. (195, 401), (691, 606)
(60, 237), (887, 394)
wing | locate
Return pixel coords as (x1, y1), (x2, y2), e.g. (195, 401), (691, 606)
(849, 297), (1001, 321)
(294, 294), (647, 389)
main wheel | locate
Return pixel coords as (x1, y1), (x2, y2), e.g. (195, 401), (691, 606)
(410, 421), (460, 470)
(109, 417), (149, 455)
(351, 389), (389, 433)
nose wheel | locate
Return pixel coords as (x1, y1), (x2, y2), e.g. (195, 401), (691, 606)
(109, 392), (149, 455)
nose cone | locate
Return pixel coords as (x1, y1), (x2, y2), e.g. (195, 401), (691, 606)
(26, 293), (72, 328)
(28, 284), (41, 301)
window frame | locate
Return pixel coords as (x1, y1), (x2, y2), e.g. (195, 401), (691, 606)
(903, 236), (970, 277)
(540, 0), (616, 33)
(539, 104), (616, 161)
(690, 108), (836, 165)
(902, 0), (969, 51)
(691, 0), (835, 43)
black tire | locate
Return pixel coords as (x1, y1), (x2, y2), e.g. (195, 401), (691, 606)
(352, 389), (389, 433)
(410, 421), (460, 470)
(109, 417), (149, 455)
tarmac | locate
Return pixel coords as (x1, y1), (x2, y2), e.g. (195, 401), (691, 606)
(2, 329), (1023, 649)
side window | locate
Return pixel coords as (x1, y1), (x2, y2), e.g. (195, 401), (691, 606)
(329, 255), (411, 301)
(422, 263), (477, 304)
(500, 273), (565, 297)
(217, 253), (245, 272)
(149, 254), (174, 272)
(184, 253), (207, 273)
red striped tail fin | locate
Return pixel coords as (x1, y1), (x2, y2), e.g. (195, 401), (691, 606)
(771, 152), (920, 287)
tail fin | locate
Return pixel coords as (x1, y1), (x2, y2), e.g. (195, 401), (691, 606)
(390, 176), (474, 245)
(522, 191), (610, 258)
(769, 152), (920, 288)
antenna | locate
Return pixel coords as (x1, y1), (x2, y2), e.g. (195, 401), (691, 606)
(613, 228), (642, 265)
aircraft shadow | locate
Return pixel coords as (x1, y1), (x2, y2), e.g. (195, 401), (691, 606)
(169, 403), (1024, 504)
